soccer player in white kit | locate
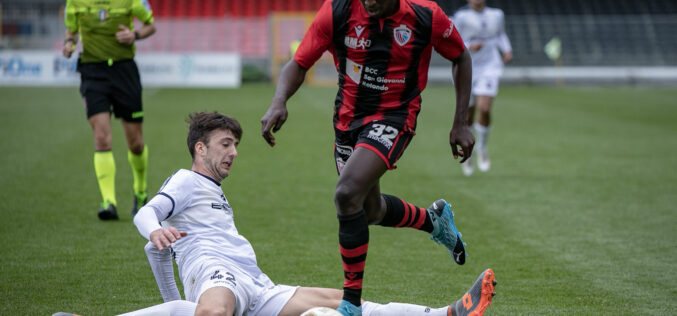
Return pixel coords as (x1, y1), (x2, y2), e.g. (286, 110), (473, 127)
(452, 0), (512, 176)
(106, 112), (496, 316)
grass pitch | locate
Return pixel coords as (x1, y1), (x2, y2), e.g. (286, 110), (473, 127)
(0, 84), (675, 315)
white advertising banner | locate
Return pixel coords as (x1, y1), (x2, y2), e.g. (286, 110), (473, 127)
(0, 51), (241, 88)
(135, 53), (241, 88)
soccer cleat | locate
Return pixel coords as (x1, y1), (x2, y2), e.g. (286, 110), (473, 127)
(461, 155), (474, 176)
(447, 269), (497, 316)
(52, 313), (81, 316)
(131, 192), (148, 216)
(476, 148), (490, 172)
(336, 300), (362, 316)
(429, 199), (466, 265)
(97, 202), (119, 220)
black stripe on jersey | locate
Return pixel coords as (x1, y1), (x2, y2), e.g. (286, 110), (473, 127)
(394, 3), (433, 125)
(158, 192), (175, 220)
(332, 0), (352, 119)
(351, 19), (394, 129)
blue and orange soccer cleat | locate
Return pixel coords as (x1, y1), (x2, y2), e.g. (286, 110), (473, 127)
(448, 268), (497, 316)
(428, 199), (467, 265)
(336, 300), (362, 316)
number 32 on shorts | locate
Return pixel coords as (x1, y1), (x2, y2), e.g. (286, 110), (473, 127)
(368, 123), (398, 149)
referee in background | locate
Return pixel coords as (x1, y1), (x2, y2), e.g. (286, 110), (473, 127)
(62, 0), (156, 220)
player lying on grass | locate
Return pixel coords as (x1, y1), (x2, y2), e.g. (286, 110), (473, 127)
(56, 112), (496, 316)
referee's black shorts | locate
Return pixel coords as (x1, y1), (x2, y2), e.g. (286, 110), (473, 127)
(77, 58), (144, 122)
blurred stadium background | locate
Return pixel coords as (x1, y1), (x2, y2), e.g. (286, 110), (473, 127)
(1, 1), (676, 315)
(2, 0), (677, 86)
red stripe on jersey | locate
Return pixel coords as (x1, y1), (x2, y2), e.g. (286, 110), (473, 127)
(295, 0), (465, 133)
(339, 243), (369, 258)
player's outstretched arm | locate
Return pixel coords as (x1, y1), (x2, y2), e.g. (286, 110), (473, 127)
(450, 49), (475, 162)
(144, 242), (181, 302)
(261, 60), (308, 147)
(134, 205), (186, 251)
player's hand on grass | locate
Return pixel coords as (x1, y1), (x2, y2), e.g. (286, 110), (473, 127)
(449, 124), (475, 163)
(261, 102), (288, 147)
(116, 25), (135, 45)
(150, 227), (187, 251)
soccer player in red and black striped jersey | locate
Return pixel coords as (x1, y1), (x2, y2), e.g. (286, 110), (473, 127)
(262, 0), (478, 315)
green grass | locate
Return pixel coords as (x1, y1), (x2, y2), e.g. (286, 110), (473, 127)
(0, 84), (675, 315)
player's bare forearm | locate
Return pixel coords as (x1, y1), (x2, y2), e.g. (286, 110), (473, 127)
(451, 50), (472, 126)
(273, 59), (307, 105)
(136, 22), (156, 40)
(449, 50), (474, 162)
(261, 60), (308, 146)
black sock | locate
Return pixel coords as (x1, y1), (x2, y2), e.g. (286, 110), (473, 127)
(378, 194), (434, 233)
(338, 210), (369, 307)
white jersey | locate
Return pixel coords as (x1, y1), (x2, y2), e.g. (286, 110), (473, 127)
(452, 5), (511, 78)
(145, 169), (274, 290)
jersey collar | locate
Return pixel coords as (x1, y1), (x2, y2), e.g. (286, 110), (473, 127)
(358, 0), (407, 23)
(192, 170), (222, 186)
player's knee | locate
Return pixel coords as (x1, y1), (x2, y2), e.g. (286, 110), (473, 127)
(93, 136), (112, 151)
(334, 184), (361, 215)
(128, 141), (144, 154)
(195, 304), (230, 316)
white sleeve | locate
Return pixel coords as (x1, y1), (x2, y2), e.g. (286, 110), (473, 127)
(133, 194), (174, 240)
(497, 11), (512, 53)
(144, 242), (182, 302)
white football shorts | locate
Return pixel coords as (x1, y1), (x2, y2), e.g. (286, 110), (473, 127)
(185, 261), (299, 316)
(471, 75), (500, 99)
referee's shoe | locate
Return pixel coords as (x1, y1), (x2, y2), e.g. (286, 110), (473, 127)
(97, 202), (118, 220)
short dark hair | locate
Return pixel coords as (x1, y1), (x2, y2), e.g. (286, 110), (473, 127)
(186, 112), (242, 159)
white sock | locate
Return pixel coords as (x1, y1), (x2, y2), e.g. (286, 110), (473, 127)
(144, 242), (182, 302)
(473, 122), (490, 150)
(116, 300), (197, 316)
(362, 301), (448, 316)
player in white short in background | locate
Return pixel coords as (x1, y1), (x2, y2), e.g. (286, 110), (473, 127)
(50, 112), (496, 316)
(452, 0), (512, 176)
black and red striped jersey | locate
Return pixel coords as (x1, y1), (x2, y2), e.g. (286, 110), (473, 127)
(294, 0), (465, 132)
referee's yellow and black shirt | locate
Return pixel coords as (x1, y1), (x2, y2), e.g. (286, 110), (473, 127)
(64, 0), (154, 63)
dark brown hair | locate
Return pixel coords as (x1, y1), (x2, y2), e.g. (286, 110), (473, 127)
(186, 112), (242, 159)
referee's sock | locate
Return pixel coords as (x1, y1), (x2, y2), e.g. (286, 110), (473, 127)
(378, 194), (434, 233)
(127, 145), (148, 199)
(93, 151), (116, 207)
